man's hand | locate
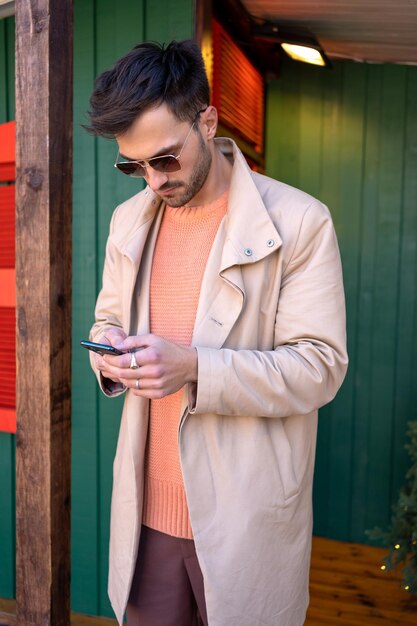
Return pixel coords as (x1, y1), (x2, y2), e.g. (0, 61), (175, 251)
(100, 333), (198, 399)
(94, 328), (128, 383)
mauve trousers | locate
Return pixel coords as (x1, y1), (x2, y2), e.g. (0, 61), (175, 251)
(126, 525), (209, 626)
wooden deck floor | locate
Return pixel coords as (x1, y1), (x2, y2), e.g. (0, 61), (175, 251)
(306, 536), (417, 625)
(1, 537), (416, 625)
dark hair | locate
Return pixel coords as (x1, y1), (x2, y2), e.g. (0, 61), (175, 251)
(85, 39), (210, 138)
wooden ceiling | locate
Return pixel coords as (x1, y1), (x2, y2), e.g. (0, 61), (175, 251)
(241, 0), (417, 64)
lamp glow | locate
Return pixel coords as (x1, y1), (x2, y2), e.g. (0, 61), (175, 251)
(281, 43), (326, 66)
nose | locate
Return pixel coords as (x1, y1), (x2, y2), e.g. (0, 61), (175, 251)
(145, 167), (169, 192)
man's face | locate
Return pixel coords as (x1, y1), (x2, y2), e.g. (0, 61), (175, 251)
(116, 104), (213, 208)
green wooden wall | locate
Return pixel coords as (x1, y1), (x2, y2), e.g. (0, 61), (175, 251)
(0, 0), (193, 617)
(266, 60), (417, 544)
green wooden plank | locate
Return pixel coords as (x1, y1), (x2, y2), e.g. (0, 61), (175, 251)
(145, 0), (193, 42)
(314, 63), (367, 541)
(298, 63), (323, 198)
(366, 65), (407, 532)
(349, 64), (382, 543)
(312, 62), (344, 537)
(391, 67), (417, 500)
(5, 16), (14, 119)
(266, 61), (301, 188)
(317, 62), (343, 227)
(71, 0), (100, 615)
(325, 62), (366, 540)
(0, 20), (7, 122)
(0, 434), (15, 598)
(312, 403), (332, 537)
(265, 80), (283, 178)
(0, 16), (14, 122)
(95, 0), (146, 272)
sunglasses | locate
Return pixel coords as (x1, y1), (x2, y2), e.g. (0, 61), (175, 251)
(114, 109), (207, 178)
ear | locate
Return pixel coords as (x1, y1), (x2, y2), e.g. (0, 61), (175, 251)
(201, 105), (218, 140)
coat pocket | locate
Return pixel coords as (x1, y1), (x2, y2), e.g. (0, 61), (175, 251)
(269, 418), (300, 504)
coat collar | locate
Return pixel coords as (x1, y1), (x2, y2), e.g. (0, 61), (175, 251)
(215, 137), (281, 272)
(110, 137), (282, 271)
(110, 188), (161, 267)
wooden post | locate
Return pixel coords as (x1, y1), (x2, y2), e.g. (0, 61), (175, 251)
(15, 1), (73, 625)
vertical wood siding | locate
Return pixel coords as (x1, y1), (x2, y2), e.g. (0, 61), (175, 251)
(266, 61), (417, 544)
(0, 0), (192, 617)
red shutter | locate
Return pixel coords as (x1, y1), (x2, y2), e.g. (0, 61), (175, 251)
(212, 19), (264, 156)
(0, 121), (16, 433)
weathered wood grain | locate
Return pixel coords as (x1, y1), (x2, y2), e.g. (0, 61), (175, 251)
(15, 1), (73, 625)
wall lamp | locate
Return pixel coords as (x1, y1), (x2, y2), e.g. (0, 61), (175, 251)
(253, 22), (331, 68)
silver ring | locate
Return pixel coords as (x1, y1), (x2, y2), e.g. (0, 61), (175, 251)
(130, 351), (139, 369)
(135, 379), (140, 390)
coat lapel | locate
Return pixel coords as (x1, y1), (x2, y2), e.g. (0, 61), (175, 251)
(110, 188), (164, 335)
(192, 223), (245, 350)
(192, 138), (282, 350)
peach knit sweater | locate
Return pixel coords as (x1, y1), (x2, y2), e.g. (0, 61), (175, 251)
(142, 191), (228, 538)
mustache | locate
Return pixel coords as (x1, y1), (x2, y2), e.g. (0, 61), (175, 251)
(158, 181), (182, 192)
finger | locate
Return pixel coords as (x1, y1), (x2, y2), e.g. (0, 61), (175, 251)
(116, 363), (163, 388)
(116, 334), (154, 352)
(98, 365), (122, 383)
(94, 352), (104, 368)
(105, 348), (158, 374)
(131, 388), (167, 400)
(120, 371), (166, 392)
(102, 351), (133, 370)
(106, 375), (123, 383)
(102, 328), (128, 346)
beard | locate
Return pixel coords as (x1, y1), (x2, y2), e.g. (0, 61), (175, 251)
(158, 130), (212, 208)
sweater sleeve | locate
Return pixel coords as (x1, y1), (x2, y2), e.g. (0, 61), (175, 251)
(189, 201), (348, 418)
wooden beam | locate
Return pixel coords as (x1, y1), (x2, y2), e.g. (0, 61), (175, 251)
(15, 1), (73, 625)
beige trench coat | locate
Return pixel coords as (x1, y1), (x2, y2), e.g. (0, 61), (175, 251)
(90, 138), (348, 626)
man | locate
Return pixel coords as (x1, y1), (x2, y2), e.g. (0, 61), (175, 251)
(86, 40), (347, 626)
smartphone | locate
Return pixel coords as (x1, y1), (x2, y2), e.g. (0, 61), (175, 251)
(80, 340), (125, 356)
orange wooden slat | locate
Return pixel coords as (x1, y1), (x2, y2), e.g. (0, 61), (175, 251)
(0, 121), (16, 164)
(212, 20), (264, 154)
(0, 183), (15, 268)
(0, 163), (16, 181)
(0, 269), (16, 306)
(0, 123), (16, 433)
(0, 408), (16, 433)
(0, 307), (16, 417)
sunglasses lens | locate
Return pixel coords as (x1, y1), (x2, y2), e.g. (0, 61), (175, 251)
(116, 162), (146, 178)
(150, 156), (181, 173)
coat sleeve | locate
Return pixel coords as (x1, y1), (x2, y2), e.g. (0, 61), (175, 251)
(89, 209), (127, 398)
(190, 201), (348, 418)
